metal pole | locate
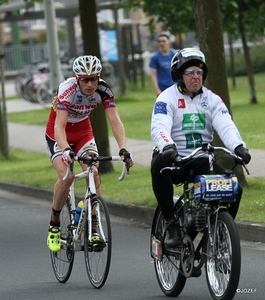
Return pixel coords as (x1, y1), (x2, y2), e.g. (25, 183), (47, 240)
(113, 6), (126, 95)
(43, 0), (63, 94)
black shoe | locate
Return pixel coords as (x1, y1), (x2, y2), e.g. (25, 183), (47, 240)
(164, 220), (184, 248)
(191, 268), (202, 277)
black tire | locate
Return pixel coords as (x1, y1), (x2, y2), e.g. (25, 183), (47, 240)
(205, 211), (241, 300)
(151, 207), (186, 297)
(84, 195), (112, 288)
(50, 198), (75, 283)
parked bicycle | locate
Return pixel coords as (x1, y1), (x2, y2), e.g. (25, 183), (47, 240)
(150, 143), (249, 300)
(50, 153), (129, 288)
(15, 57), (74, 107)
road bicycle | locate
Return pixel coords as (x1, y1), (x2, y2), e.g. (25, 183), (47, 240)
(49, 154), (129, 288)
(150, 144), (249, 300)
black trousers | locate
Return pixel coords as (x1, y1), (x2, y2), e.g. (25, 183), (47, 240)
(150, 152), (242, 221)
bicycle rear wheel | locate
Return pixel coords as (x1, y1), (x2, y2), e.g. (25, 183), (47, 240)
(50, 198), (75, 283)
(84, 195), (112, 288)
(151, 207), (186, 297)
(205, 211), (241, 300)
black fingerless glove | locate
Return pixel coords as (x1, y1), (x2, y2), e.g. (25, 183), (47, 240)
(234, 145), (251, 164)
(162, 144), (178, 165)
(119, 148), (131, 161)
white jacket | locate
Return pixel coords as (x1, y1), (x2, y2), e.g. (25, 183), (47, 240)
(151, 84), (246, 157)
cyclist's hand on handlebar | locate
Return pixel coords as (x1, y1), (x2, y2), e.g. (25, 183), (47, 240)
(234, 145), (251, 164)
(119, 148), (134, 168)
(162, 144), (178, 165)
(61, 147), (75, 167)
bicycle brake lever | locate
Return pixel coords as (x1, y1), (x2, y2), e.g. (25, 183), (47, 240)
(242, 163), (250, 175)
(125, 159), (130, 174)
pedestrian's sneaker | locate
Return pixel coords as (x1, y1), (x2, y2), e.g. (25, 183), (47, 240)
(47, 226), (61, 252)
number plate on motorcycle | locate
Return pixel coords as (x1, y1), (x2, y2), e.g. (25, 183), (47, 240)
(193, 174), (238, 203)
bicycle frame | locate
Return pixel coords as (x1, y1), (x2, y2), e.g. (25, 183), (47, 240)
(50, 154), (128, 287)
(63, 155), (127, 251)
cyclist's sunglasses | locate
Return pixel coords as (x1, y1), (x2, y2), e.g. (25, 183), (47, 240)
(183, 69), (204, 77)
(78, 75), (99, 83)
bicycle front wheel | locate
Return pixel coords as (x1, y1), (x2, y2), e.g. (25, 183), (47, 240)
(84, 195), (112, 288)
(151, 207), (186, 297)
(50, 198), (75, 283)
(205, 211), (241, 300)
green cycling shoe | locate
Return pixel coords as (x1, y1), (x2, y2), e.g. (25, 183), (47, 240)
(47, 226), (61, 252)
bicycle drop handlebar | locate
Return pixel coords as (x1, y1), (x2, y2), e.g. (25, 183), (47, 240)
(63, 155), (130, 182)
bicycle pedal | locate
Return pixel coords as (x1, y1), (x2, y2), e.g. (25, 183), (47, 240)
(67, 224), (76, 231)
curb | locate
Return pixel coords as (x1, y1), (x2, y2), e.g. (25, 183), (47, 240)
(1, 180), (264, 243)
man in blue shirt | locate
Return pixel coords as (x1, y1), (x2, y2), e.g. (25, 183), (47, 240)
(149, 33), (176, 96)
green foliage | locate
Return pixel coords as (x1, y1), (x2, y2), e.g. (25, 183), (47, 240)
(0, 0), (42, 3)
(120, 0), (195, 35)
(220, 0), (265, 39)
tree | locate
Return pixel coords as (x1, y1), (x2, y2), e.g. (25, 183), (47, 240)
(220, 0), (265, 104)
(79, 0), (113, 173)
(0, 51), (9, 158)
(120, 0), (195, 46)
(194, 0), (248, 187)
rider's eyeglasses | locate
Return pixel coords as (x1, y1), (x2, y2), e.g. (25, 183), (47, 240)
(183, 69), (204, 77)
(79, 75), (99, 83)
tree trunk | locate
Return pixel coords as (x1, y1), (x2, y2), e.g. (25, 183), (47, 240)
(193, 0), (248, 187)
(237, 3), (258, 104)
(0, 51), (9, 158)
(79, 0), (113, 173)
(228, 35), (236, 89)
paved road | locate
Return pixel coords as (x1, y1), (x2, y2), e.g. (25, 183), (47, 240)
(1, 190), (264, 300)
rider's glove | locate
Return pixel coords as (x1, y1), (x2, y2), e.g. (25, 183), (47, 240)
(162, 144), (178, 165)
(61, 147), (75, 164)
(234, 145), (251, 164)
(119, 148), (132, 162)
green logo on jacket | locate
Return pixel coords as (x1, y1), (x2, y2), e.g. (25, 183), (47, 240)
(182, 113), (206, 130)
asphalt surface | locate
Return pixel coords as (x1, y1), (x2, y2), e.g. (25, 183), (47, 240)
(1, 80), (265, 243)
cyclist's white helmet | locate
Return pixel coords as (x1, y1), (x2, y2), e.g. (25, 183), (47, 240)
(73, 55), (102, 76)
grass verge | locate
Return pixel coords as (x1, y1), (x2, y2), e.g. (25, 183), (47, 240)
(0, 148), (264, 224)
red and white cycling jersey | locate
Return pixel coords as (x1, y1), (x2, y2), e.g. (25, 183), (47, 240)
(46, 77), (115, 140)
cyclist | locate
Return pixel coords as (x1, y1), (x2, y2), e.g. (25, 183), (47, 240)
(150, 48), (251, 249)
(45, 55), (133, 252)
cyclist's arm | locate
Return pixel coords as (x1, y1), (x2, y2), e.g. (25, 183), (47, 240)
(105, 107), (126, 150)
(211, 94), (246, 151)
(54, 109), (70, 151)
